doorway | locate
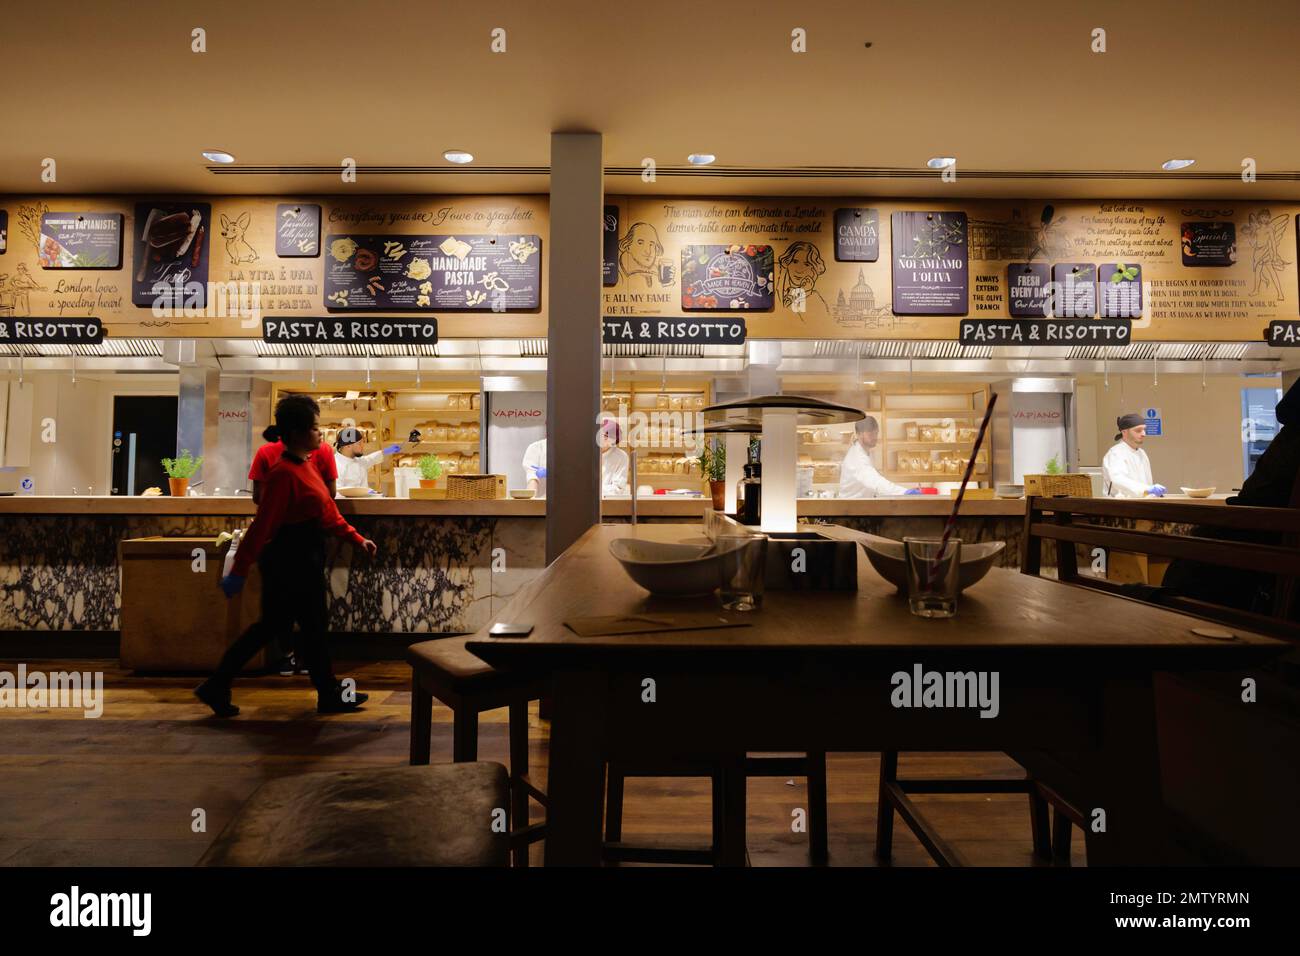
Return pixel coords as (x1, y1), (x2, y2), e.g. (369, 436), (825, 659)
(111, 395), (178, 495)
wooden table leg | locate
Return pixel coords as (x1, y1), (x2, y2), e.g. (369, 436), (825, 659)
(807, 750), (829, 866)
(543, 669), (608, 866)
(408, 674), (432, 766)
(720, 752), (748, 867)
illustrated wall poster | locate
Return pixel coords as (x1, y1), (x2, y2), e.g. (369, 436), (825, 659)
(131, 202), (212, 308)
(1181, 222), (1236, 266)
(37, 212), (123, 269)
(1051, 262), (1096, 318)
(890, 211), (968, 315)
(680, 244), (773, 311)
(602, 205), (619, 286)
(0, 210), (7, 254)
(1006, 262), (1051, 318)
(834, 208), (879, 262)
(323, 234), (541, 311)
(276, 204), (322, 257)
(1099, 262), (1142, 318)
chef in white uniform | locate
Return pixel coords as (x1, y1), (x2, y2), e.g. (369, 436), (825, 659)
(1103, 412), (1166, 498)
(838, 415), (919, 498)
(333, 426), (402, 492)
(599, 417), (630, 496)
(522, 438), (547, 498)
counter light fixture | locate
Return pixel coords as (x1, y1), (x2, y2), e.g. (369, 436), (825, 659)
(443, 150), (474, 164)
(687, 153), (716, 166)
(201, 150), (236, 164)
(1161, 158), (1195, 170)
(926, 156), (956, 169)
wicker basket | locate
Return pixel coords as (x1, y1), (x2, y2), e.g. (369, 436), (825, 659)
(446, 474), (507, 500)
(1023, 473), (1092, 498)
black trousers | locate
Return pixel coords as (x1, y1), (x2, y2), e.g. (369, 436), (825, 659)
(212, 522), (337, 693)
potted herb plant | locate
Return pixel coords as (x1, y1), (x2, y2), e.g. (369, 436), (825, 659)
(418, 454), (443, 489)
(697, 438), (727, 510)
(161, 450), (203, 498)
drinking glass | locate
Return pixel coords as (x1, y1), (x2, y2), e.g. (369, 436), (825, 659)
(716, 534), (767, 611)
(903, 537), (961, 618)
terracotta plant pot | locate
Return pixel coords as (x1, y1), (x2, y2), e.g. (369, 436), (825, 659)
(168, 477), (189, 498)
(419, 478), (438, 488)
(708, 479), (726, 511)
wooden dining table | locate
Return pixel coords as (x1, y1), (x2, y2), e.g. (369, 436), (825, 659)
(467, 522), (1287, 866)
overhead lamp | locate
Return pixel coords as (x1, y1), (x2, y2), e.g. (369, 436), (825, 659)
(201, 150), (235, 164)
(926, 156), (956, 169)
(1161, 158), (1195, 170)
(443, 149), (474, 164)
(687, 153), (716, 166)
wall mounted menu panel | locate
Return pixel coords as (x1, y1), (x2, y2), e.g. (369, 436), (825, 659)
(890, 211), (968, 315)
(602, 204), (619, 286)
(276, 204), (321, 257)
(323, 234), (541, 311)
(834, 208), (880, 262)
(1006, 262), (1051, 318)
(1051, 262), (1096, 318)
(1181, 221), (1236, 266)
(38, 213), (123, 268)
(1099, 262), (1142, 318)
(131, 202), (211, 308)
(680, 244), (773, 311)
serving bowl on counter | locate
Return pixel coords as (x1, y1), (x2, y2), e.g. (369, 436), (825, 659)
(857, 533), (1005, 594)
(509, 489), (536, 499)
(338, 487), (373, 498)
(1179, 486), (1216, 498)
(609, 537), (730, 597)
(996, 483), (1024, 499)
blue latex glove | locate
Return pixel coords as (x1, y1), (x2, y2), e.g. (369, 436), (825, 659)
(383, 443), (402, 455)
(534, 466), (548, 479)
(1148, 484), (1167, 497)
(903, 488), (922, 495)
(219, 573), (245, 598)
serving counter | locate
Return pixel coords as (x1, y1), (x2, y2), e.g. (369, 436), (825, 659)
(0, 496), (544, 641)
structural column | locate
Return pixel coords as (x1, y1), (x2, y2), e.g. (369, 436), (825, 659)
(546, 132), (603, 563)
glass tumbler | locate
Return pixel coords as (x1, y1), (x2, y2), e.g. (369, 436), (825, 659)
(903, 537), (961, 618)
(716, 534), (767, 612)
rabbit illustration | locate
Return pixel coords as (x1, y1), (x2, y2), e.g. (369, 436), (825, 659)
(220, 212), (258, 264)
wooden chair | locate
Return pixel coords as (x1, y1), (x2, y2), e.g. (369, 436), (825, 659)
(1020, 494), (1300, 862)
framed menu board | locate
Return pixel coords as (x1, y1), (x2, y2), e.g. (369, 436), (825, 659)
(131, 202), (211, 308)
(834, 208), (880, 262)
(276, 204), (321, 257)
(890, 211), (968, 315)
(1180, 222), (1236, 266)
(323, 234), (541, 311)
(1007, 262), (1051, 318)
(0, 210), (7, 254)
(1051, 262), (1096, 318)
(1099, 262), (1142, 318)
(38, 212), (123, 269)
(680, 244), (774, 311)
(602, 204), (619, 286)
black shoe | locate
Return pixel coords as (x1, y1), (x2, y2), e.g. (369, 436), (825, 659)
(195, 681), (240, 718)
(317, 685), (369, 714)
(276, 656), (295, 676)
(295, 658), (310, 676)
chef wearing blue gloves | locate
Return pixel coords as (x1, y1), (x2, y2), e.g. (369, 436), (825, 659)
(333, 426), (405, 493)
(838, 415), (919, 497)
(1103, 412), (1164, 497)
(523, 437), (547, 497)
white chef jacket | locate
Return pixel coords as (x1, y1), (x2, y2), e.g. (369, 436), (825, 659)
(334, 448), (384, 492)
(522, 438), (547, 498)
(602, 445), (629, 496)
(1102, 440), (1154, 498)
(838, 442), (908, 498)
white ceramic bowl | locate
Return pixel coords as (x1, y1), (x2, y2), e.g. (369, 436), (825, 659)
(996, 484), (1024, 499)
(858, 534), (1005, 594)
(338, 486), (372, 498)
(510, 489), (537, 499)
(1180, 486), (1215, 498)
(609, 538), (726, 597)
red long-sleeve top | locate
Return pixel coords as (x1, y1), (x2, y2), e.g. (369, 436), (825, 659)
(233, 452), (365, 577)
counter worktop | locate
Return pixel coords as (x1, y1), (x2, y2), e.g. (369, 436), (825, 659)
(0, 495), (546, 517)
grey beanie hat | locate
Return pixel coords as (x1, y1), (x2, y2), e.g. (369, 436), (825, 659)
(1114, 412), (1143, 441)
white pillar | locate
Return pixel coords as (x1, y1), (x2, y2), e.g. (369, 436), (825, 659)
(760, 409), (798, 533)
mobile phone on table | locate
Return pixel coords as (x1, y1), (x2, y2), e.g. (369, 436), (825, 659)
(489, 622), (533, 638)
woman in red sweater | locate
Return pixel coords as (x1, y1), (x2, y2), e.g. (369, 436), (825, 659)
(196, 395), (378, 717)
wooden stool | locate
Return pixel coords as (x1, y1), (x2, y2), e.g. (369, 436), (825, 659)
(605, 751), (829, 866)
(407, 636), (548, 866)
(875, 751), (1053, 866)
(198, 762), (510, 866)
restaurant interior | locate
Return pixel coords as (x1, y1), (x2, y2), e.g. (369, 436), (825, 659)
(2, 0), (1298, 913)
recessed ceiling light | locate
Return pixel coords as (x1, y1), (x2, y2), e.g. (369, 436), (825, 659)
(1161, 158), (1195, 170)
(687, 153), (716, 166)
(926, 156), (957, 169)
(862, 380), (877, 386)
(443, 149), (474, 164)
(201, 150), (235, 164)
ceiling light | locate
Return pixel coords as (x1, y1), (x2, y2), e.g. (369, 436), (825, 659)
(201, 150), (235, 164)
(443, 149), (474, 164)
(926, 156), (956, 169)
(1161, 158), (1195, 170)
(862, 380), (876, 386)
(687, 153), (716, 166)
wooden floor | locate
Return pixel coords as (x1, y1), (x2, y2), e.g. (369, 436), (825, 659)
(0, 659), (1085, 867)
